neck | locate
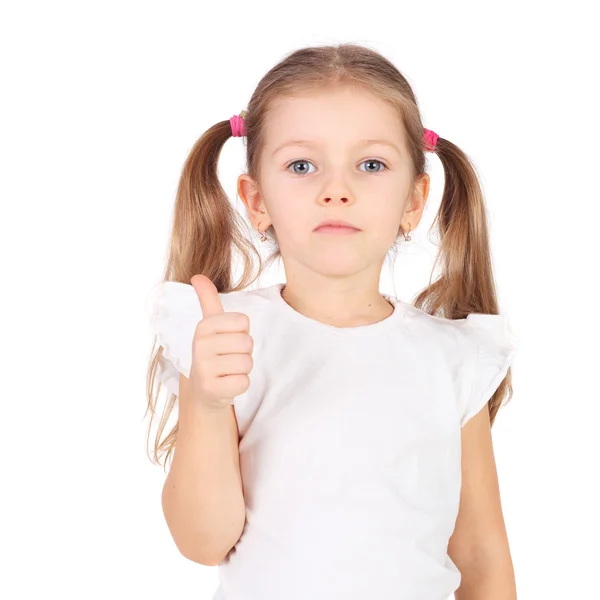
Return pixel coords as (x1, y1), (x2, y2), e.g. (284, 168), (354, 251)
(280, 283), (394, 328)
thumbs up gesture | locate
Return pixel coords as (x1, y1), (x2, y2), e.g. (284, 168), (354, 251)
(188, 274), (254, 412)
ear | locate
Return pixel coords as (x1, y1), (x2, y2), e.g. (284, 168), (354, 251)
(237, 174), (272, 230)
(401, 173), (430, 232)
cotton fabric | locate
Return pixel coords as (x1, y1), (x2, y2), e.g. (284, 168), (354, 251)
(145, 280), (518, 600)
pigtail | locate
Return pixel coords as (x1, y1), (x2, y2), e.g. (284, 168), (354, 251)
(164, 117), (262, 294)
(412, 136), (513, 425)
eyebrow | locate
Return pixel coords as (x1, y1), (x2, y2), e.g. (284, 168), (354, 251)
(271, 138), (402, 157)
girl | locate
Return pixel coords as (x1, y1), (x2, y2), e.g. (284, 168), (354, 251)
(144, 43), (519, 600)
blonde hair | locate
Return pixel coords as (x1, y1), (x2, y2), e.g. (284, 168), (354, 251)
(144, 43), (514, 470)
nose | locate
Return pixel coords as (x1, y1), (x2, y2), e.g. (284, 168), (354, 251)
(319, 167), (353, 205)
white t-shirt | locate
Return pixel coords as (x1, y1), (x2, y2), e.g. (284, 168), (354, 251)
(145, 280), (519, 600)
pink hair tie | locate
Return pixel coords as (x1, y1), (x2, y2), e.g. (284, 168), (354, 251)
(230, 110), (247, 137)
(423, 128), (439, 151)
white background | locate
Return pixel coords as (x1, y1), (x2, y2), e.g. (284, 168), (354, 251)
(1, 1), (598, 598)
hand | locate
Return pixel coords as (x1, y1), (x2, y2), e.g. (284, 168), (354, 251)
(188, 274), (254, 412)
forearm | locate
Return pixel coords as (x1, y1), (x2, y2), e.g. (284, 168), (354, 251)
(162, 401), (246, 564)
(454, 546), (517, 600)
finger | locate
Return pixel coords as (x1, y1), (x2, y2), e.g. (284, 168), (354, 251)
(191, 274), (224, 319)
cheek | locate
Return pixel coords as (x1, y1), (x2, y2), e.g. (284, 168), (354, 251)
(363, 200), (405, 246)
(268, 199), (310, 238)
(366, 196), (404, 226)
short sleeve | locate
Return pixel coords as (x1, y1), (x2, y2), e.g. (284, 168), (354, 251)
(458, 313), (519, 427)
(144, 281), (203, 397)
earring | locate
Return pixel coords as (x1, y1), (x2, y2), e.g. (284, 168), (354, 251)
(402, 223), (412, 241)
(256, 209), (268, 242)
(257, 222), (267, 242)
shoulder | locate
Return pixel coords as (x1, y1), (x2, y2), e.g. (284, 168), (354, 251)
(397, 302), (519, 424)
(145, 280), (273, 320)
(399, 301), (518, 353)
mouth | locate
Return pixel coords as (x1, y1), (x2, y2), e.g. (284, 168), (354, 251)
(314, 225), (361, 234)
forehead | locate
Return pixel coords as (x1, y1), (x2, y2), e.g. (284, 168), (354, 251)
(264, 87), (406, 151)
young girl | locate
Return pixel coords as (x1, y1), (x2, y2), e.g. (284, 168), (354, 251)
(144, 43), (519, 600)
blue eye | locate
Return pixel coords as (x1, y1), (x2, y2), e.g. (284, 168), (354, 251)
(287, 160), (316, 176)
(359, 159), (388, 173)
(286, 159), (388, 176)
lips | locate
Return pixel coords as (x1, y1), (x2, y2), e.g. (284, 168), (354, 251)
(314, 225), (361, 236)
(314, 220), (360, 231)
(315, 225), (358, 231)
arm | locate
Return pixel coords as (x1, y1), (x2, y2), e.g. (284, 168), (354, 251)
(161, 373), (246, 566)
(448, 405), (517, 600)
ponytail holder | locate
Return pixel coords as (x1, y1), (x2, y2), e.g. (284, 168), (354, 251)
(230, 110), (247, 137)
(423, 128), (439, 152)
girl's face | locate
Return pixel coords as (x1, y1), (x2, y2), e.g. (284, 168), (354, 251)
(239, 86), (429, 278)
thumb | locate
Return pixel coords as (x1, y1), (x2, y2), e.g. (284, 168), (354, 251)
(190, 274), (224, 318)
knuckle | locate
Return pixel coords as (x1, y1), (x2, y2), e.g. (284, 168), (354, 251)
(193, 330), (209, 349)
(241, 332), (254, 352)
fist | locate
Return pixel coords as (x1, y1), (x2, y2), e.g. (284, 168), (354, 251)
(188, 274), (254, 411)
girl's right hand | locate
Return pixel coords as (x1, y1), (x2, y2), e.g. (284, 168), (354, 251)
(188, 274), (254, 412)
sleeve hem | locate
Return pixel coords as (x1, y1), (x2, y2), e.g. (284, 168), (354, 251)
(460, 342), (518, 428)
